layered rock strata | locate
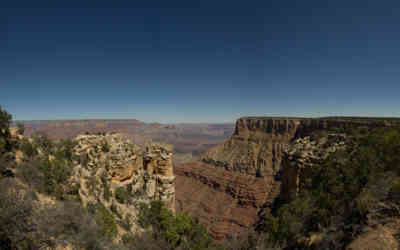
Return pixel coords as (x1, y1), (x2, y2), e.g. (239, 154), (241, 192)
(175, 162), (280, 240)
(176, 117), (395, 240)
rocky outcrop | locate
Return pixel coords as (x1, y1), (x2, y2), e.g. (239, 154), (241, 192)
(203, 117), (396, 177)
(70, 133), (175, 236)
(176, 117), (396, 240)
(143, 142), (175, 211)
(280, 133), (351, 201)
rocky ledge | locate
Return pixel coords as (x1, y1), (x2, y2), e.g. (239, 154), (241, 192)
(70, 133), (175, 235)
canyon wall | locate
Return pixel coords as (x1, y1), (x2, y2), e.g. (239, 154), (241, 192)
(175, 117), (396, 240)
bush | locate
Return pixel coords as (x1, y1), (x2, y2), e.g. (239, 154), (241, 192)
(0, 105), (12, 152)
(17, 157), (44, 188)
(121, 233), (136, 246)
(115, 186), (131, 204)
(390, 178), (400, 194)
(16, 153), (73, 200)
(0, 105), (11, 137)
(101, 141), (110, 153)
(257, 127), (400, 249)
(356, 190), (375, 217)
(54, 139), (77, 162)
(0, 178), (36, 249)
(40, 157), (72, 199)
(16, 122), (25, 135)
(86, 175), (99, 195)
(110, 202), (122, 219)
(88, 203), (118, 239)
(32, 132), (53, 154)
(19, 139), (38, 158)
(103, 184), (112, 202)
(137, 200), (214, 249)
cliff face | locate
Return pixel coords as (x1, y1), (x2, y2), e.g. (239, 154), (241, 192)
(175, 162), (280, 240)
(71, 133), (175, 236)
(176, 117), (395, 240)
(203, 117), (396, 177)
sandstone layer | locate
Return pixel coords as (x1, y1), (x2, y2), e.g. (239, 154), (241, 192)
(175, 162), (281, 240)
(176, 117), (396, 240)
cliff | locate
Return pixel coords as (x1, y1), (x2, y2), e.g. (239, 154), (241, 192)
(176, 116), (396, 240)
(70, 133), (175, 237)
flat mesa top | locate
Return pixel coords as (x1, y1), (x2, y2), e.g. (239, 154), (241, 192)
(241, 116), (400, 122)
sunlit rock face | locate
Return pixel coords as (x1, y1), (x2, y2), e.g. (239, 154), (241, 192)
(176, 117), (395, 240)
(143, 142), (175, 212)
(70, 133), (175, 236)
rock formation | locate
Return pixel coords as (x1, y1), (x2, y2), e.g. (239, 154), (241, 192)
(70, 133), (175, 235)
(280, 133), (350, 202)
(175, 117), (395, 240)
(143, 142), (175, 211)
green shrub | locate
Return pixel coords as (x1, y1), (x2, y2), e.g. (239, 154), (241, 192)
(115, 186), (131, 204)
(0, 106), (11, 137)
(0, 179), (36, 249)
(356, 190), (375, 217)
(32, 133), (53, 154)
(122, 233), (136, 245)
(103, 185), (112, 202)
(110, 203), (122, 219)
(87, 202), (118, 239)
(55, 139), (77, 162)
(258, 127), (400, 249)
(101, 142), (110, 153)
(137, 200), (213, 249)
(97, 204), (118, 239)
(16, 122), (24, 135)
(85, 175), (98, 195)
(39, 157), (72, 199)
(100, 172), (112, 201)
(391, 178), (400, 194)
(0, 138), (5, 152)
(0, 106), (12, 152)
(19, 139), (37, 158)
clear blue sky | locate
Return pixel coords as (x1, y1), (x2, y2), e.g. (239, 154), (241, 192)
(1, 1), (400, 123)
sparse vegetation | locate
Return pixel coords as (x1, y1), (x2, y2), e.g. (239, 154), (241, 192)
(18, 138), (38, 158)
(101, 141), (110, 152)
(136, 200), (214, 249)
(2, 104), (400, 250)
(16, 122), (25, 135)
(115, 186), (131, 204)
(0, 106), (12, 153)
(88, 202), (118, 239)
(257, 127), (400, 249)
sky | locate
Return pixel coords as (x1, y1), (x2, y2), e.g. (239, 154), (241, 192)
(1, 0), (400, 123)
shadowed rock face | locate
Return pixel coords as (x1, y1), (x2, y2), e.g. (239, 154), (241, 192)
(175, 162), (280, 240)
(176, 117), (396, 240)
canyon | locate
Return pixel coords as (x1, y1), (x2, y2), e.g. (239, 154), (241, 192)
(175, 117), (398, 240)
(17, 120), (234, 163)
(12, 116), (400, 241)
